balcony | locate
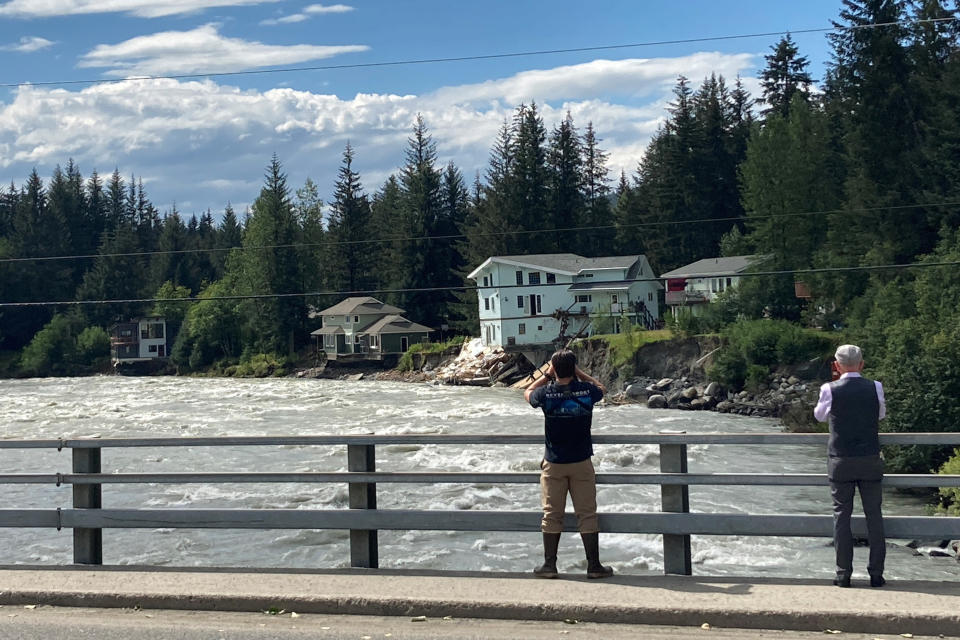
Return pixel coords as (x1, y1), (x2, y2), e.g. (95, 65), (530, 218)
(665, 291), (708, 305)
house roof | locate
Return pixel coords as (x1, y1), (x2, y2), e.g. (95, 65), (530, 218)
(310, 326), (344, 336)
(659, 255), (761, 278)
(468, 254), (644, 279)
(360, 314), (433, 335)
(312, 297), (406, 317)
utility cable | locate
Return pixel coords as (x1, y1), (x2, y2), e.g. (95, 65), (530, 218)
(2, 200), (958, 265)
(1, 17), (956, 89)
(1, 259), (957, 308)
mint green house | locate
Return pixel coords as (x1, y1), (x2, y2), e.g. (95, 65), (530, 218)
(310, 297), (432, 362)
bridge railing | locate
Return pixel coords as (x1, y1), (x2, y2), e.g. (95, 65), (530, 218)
(2, 432), (960, 574)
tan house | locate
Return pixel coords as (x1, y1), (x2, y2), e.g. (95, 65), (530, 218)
(310, 297), (432, 362)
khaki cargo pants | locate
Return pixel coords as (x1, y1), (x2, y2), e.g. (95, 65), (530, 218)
(540, 458), (599, 534)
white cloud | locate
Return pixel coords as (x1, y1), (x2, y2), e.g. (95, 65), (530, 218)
(261, 3), (353, 26)
(78, 24), (369, 77)
(0, 51), (757, 215)
(0, 36), (55, 52)
(0, 0), (281, 18)
(305, 4), (353, 14)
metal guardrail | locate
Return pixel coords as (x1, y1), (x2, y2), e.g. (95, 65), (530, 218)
(2, 432), (960, 575)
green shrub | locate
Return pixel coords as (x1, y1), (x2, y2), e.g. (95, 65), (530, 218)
(231, 353), (288, 377)
(667, 308), (702, 338)
(75, 326), (111, 365)
(20, 315), (76, 376)
(745, 364), (769, 392)
(707, 350), (746, 389)
(936, 449), (960, 516)
(397, 336), (467, 372)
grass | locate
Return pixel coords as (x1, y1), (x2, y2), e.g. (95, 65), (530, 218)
(583, 329), (674, 369)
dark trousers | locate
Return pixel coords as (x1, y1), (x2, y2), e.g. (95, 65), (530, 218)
(829, 454), (885, 578)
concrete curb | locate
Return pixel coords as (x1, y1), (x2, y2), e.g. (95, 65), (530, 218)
(2, 588), (960, 636)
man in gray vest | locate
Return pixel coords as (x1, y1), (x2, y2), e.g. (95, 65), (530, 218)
(814, 344), (887, 588)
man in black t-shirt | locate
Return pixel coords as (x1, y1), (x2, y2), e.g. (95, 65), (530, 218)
(524, 349), (613, 579)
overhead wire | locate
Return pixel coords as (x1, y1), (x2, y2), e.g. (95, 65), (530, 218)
(1, 259), (958, 308)
(2, 200), (958, 265)
(1, 17), (957, 89)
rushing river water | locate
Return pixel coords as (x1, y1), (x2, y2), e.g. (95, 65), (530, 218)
(1, 376), (957, 581)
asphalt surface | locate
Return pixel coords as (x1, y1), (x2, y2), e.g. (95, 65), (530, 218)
(2, 566), (960, 637)
(2, 607), (959, 640)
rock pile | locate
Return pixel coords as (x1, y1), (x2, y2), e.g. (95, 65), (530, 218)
(614, 372), (818, 420)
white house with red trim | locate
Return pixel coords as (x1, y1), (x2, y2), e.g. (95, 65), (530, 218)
(468, 254), (662, 348)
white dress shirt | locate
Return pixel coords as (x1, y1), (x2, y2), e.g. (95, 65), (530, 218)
(813, 372), (886, 423)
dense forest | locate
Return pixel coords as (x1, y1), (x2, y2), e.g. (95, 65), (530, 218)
(2, 1), (960, 475)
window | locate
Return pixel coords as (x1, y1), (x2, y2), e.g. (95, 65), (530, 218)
(585, 273), (594, 278)
(537, 325), (543, 331)
(528, 272), (541, 285)
(519, 323), (526, 335)
(726, 277), (733, 288)
(536, 295), (542, 314)
(120, 329), (132, 337)
(517, 295), (524, 309)
(483, 276), (489, 287)
(484, 298), (490, 311)
(515, 270), (523, 285)
(576, 295), (592, 303)
(546, 273), (556, 284)
(491, 297), (496, 312)
(344, 315), (350, 324)
(324, 334), (335, 349)
(141, 328), (149, 339)
(148, 344), (158, 353)
(648, 292), (654, 302)
(507, 336), (516, 346)
(612, 294), (619, 304)
(353, 315), (359, 324)
(355, 335), (361, 344)
(369, 335), (379, 348)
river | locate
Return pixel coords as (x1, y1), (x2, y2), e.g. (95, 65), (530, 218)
(1, 376), (957, 581)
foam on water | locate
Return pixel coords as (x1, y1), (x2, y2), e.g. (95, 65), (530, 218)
(0, 376), (957, 580)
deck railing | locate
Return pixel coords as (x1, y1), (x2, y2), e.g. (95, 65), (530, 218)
(2, 432), (960, 574)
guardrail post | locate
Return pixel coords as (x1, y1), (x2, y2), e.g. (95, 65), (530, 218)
(347, 444), (378, 568)
(659, 436), (691, 575)
(72, 447), (103, 565)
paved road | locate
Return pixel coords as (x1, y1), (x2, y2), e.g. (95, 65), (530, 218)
(3, 607), (958, 640)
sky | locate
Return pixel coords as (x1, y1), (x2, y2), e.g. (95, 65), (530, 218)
(0, 0), (846, 218)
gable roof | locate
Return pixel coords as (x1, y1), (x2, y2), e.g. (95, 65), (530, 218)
(312, 296), (405, 317)
(468, 254), (644, 279)
(659, 255), (762, 278)
(361, 314), (433, 335)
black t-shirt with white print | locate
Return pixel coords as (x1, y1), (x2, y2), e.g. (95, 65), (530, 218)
(528, 380), (604, 463)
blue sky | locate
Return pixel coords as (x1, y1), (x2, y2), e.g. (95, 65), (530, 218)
(0, 0), (845, 217)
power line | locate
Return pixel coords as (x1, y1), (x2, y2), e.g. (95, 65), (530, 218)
(1, 259), (958, 308)
(2, 17), (956, 90)
(2, 200), (958, 265)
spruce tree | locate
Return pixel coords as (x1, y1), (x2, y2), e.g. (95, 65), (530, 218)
(759, 34), (813, 118)
(581, 122), (613, 256)
(547, 112), (584, 253)
(326, 143), (373, 294)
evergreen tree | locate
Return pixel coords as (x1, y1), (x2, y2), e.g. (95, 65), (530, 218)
(293, 178), (325, 319)
(326, 143), (373, 294)
(509, 103), (551, 253)
(580, 122), (613, 256)
(546, 112), (584, 253)
(759, 34), (813, 118)
(232, 154), (303, 355)
(214, 203), (243, 277)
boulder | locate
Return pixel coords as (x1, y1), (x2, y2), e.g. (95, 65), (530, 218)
(625, 384), (648, 400)
(716, 401), (735, 413)
(681, 386), (699, 400)
(788, 376), (801, 386)
(647, 394), (668, 409)
(689, 398), (707, 410)
(704, 382), (721, 397)
(655, 378), (673, 390)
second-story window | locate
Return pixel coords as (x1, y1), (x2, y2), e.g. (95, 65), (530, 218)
(517, 295), (523, 308)
(491, 297), (496, 312)
(344, 315), (350, 324)
(546, 273), (556, 284)
(353, 315), (359, 323)
(484, 298), (490, 311)
(515, 270), (523, 285)
(483, 275), (489, 287)
(528, 272), (541, 285)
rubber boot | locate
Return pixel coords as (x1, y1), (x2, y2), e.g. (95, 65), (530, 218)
(533, 532), (561, 578)
(581, 531), (614, 579)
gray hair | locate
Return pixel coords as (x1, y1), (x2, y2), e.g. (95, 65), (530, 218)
(835, 344), (863, 367)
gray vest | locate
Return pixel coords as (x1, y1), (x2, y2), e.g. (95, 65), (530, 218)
(828, 376), (880, 458)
